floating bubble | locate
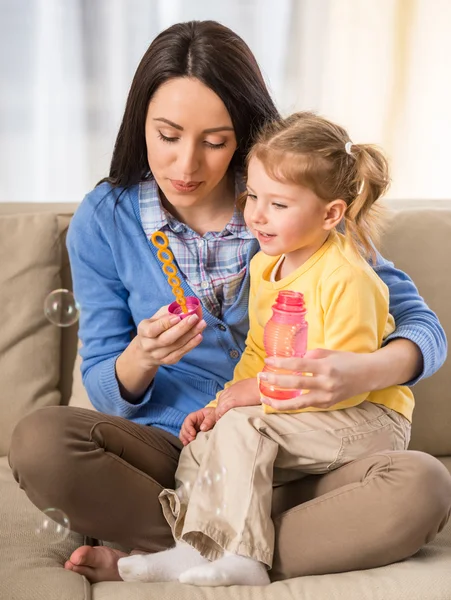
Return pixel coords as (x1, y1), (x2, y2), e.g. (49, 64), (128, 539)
(44, 289), (80, 327)
(35, 508), (71, 543)
(175, 481), (192, 502)
(214, 466), (227, 484)
(195, 465), (227, 491)
(195, 470), (212, 490)
(215, 503), (227, 516)
(203, 470), (213, 487)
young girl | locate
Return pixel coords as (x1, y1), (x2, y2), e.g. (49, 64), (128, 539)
(118, 112), (415, 586)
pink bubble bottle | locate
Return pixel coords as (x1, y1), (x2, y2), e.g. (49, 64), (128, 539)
(259, 291), (308, 401)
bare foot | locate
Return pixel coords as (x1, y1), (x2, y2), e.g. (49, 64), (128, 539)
(64, 545), (128, 583)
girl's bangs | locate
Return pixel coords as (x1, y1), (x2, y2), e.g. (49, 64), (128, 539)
(254, 146), (329, 195)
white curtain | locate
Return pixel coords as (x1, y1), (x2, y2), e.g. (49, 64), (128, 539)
(286, 0), (451, 201)
(1, 0), (450, 203)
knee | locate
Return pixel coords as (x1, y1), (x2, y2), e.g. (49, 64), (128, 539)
(215, 406), (258, 430)
(9, 406), (73, 485)
(389, 451), (451, 543)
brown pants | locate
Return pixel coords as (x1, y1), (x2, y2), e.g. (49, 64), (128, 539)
(8, 405), (451, 581)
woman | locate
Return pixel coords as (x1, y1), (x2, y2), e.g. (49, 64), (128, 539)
(9, 20), (450, 584)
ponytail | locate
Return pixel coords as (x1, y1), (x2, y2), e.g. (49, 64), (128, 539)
(343, 144), (390, 262)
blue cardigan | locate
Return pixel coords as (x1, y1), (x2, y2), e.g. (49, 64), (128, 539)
(66, 182), (447, 437)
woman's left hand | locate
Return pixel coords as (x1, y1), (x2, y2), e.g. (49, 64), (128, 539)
(259, 348), (372, 411)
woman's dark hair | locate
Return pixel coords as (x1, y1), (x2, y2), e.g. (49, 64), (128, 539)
(101, 20), (280, 187)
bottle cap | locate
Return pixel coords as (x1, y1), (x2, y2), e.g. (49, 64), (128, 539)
(273, 291), (306, 313)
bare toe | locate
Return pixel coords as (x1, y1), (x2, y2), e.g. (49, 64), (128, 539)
(64, 545), (128, 583)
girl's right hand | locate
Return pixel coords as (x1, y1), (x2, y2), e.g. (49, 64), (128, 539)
(179, 407), (216, 445)
(135, 306), (207, 368)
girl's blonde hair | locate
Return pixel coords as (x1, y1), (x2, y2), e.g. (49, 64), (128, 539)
(247, 111), (390, 261)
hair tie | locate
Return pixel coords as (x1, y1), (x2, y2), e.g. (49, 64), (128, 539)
(345, 141), (353, 155)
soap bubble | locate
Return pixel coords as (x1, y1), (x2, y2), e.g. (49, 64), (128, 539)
(214, 466), (227, 484)
(194, 470), (212, 491)
(196, 466), (227, 490)
(215, 503), (227, 516)
(35, 508), (71, 543)
(44, 289), (80, 327)
(203, 470), (213, 487)
(175, 481), (192, 503)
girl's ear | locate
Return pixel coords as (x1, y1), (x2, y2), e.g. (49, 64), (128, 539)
(323, 199), (347, 230)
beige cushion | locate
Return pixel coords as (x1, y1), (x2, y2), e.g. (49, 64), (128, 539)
(58, 214), (80, 405)
(0, 457), (88, 600)
(0, 213), (63, 455)
(0, 204), (81, 408)
(68, 348), (97, 411)
(380, 206), (451, 456)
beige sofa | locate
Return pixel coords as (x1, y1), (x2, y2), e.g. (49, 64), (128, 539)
(0, 200), (450, 600)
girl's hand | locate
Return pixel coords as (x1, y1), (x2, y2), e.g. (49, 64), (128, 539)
(135, 306), (207, 368)
(215, 378), (261, 419)
(179, 408), (216, 446)
(259, 348), (371, 411)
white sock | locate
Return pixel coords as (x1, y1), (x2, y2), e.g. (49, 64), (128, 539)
(118, 541), (207, 582)
(179, 552), (270, 587)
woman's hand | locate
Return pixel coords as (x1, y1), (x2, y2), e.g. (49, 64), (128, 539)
(179, 408), (216, 446)
(215, 378), (261, 419)
(135, 306), (207, 368)
(115, 305), (207, 402)
(259, 348), (372, 411)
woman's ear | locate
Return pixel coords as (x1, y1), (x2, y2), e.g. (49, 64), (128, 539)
(323, 199), (347, 230)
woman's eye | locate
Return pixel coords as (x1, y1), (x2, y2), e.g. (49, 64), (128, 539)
(246, 192), (257, 200)
(205, 141), (227, 150)
(158, 132), (227, 149)
(158, 132), (179, 143)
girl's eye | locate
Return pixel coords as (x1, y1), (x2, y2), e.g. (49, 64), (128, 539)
(158, 132), (178, 143)
(272, 203), (287, 209)
(246, 192), (257, 200)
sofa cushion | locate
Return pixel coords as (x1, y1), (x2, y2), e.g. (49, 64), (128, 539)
(0, 204), (81, 407)
(0, 213), (64, 456)
(68, 348), (97, 411)
(0, 456), (88, 600)
(58, 214), (81, 405)
(381, 206), (451, 456)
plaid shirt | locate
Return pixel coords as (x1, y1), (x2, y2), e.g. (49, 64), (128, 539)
(139, 179), (254, 317)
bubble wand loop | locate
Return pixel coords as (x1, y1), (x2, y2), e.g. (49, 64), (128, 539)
(151, 231), (188, 314)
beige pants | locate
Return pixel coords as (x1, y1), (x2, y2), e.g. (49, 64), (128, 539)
(159, 402), (411, 568)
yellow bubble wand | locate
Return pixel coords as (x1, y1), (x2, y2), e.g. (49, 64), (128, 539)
(151, 231), (188, 314)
